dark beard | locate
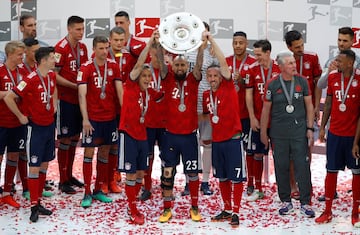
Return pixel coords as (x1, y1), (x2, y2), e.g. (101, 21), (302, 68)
(175, 73), (186, 81)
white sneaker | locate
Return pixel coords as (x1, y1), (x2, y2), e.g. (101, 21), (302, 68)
(246, 189), (264, 201)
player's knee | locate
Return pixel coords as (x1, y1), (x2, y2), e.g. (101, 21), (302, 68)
(219, 178), (228, 182)
(161, 167), (176, 190)
(202, 140), (212, 146)
(58, 143), (70, 151)
(232, 180), (242, 184)
(254, 154), (263, 161)
(188, 174), (199, 182)
(202, 142), (212, 149)
(351, 168), (360, 175)
(126, 179), (136, 186)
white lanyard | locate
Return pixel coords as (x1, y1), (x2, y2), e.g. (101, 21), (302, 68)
(93, 59), (108, 99)
(150, 64), (161, 91)
(36, 69), (51, 110)
(5, 65), (20, 86)
(139, 89), (149, 123)
(260, 61), (273, 84)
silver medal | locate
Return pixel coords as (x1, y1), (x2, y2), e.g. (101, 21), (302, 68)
(140, 117), (145, 123)
(178, 104), (186, 112)
(234, 83), (240, 92)
(286, 104), (294, 113)
(339, 103), (346, 112)
(46, 103), (51, 111)
(100, 92), (106, 100)
(212, 115), (219, 124)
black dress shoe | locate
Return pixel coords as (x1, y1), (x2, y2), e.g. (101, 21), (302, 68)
(38, 204), (52, 215)
(69, 177), (84, 188)
(317, 191), (338, 201)
(30, 205), (39, 222)
(59, 182), (76, 194)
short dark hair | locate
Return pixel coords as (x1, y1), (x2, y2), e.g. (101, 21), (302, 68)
(284, 30), (302, 47)
(115, 11), (129, 20)
(203, 22), (210, 31)
(93, 35), (109, 48)
(253, 39), (272, 53)
(338, 27), (354, 39)
(233, 31), (247, 38)
(207, 63), (220, 70)
(110, 26), (125, 37)
(67, 16), (84, 26)
(339, 49), (356, 61)
(23, 37), (39, 47)
(35, 47), (55, 64)
(19, 14), (35, 26)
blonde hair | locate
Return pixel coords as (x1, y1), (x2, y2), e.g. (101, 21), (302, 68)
(5, 40), (25, 56)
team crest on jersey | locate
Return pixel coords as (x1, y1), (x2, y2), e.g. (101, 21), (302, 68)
(265, 90), (271, 100)
(31, 155), (38, 164)
(85, 136), (92, 144)
(61, 127), (68, 135)
(352, 79), (358, 87)
(17, 81), (27, 91)
(54, 52), (61, 63)
(77, 71), (83, 81)
(108, 69), (113, 76)
(244, 74), (250, 84)
(304, 62), (310, 70)
(125, 162), (131, 171)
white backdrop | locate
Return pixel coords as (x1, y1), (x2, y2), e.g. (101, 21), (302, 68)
(1, 0), (360, 66)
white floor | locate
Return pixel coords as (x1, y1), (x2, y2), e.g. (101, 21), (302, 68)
(1, 145), (360, 235)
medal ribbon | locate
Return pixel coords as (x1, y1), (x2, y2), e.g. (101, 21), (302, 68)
(23, 57), (36, 74)
(209, 90), (218, 117)
(93, 59), (108, 98)
(36, 69), (51, 109)
(279, 75), (295, 108)
(140, 89), (149, 122)
(150, 64), (161, 91)
(176, 81), (186, 108)
(66, 36), (80, 71)
(260, 61), (273, 84)
(5, 65), (20, 86)
(340, 70), (355, 105)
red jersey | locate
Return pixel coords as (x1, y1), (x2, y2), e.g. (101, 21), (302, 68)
(246, 60), (280, 120)
(77, 59), (120, 121)
(295, 52), (322, 105)
(22, 61), (37, 75)
(120, 80), (162, 140)
(146, 66), (167, 128)
(91, 50), (136, 83)
(125, 35), (146, 58)
(0, 64), (28, 128)
(108, 50), (136, 83)
(13, 70), (57, 126)
(164, 71), (199, 134)
(327, 69), (360, 136)
(226, 54), (256, 119)
(54, 37), (88, 104)
(203, 79), (242, 142)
